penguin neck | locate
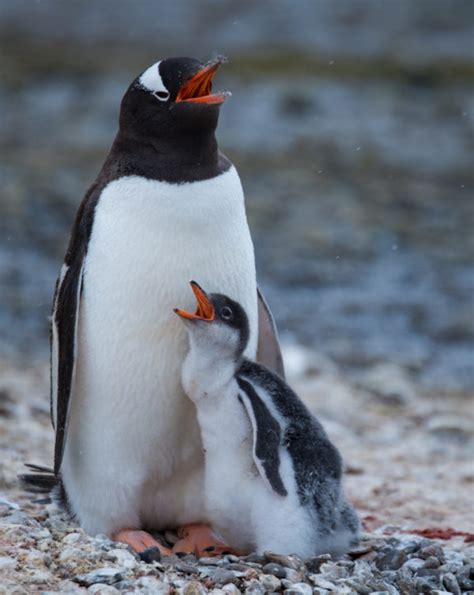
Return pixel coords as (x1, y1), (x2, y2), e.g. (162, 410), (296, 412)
(110, 127), (228, 184)
(182, 338), (241, 400)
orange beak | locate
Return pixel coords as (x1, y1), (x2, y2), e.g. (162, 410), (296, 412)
(175, 60), (228, 105)
(174, 281), (215, 321)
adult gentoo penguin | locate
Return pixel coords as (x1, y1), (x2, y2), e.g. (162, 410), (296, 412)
(175, 282), (360, 558)
(23, 57), (284, 558)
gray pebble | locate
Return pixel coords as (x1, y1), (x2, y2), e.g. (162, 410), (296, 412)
(375, 547), (407, 571)
(442, 572), (461, 595)
(264, 552), (301, 570)
(209, 568), (239, 585)
(419, 544), (446, 564)
(309, 575), (337, 590)
(75, 568), (127, 587)
(242, 553), (266, 564)
(284, 582), (313, 595)
(87, 585), (120, 594)
(306, 551), (332, 574)
(424, 555), (441, 569)
(262, 562), (287, 578)
(180, 582), (208, 595)
(176, 562), (200, 574)
(259, 573), (281, 591)
(244, 580), (266, 594)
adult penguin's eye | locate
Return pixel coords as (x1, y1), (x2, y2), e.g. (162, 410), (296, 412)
(154, 90), (170, 101)
(220, 307), (233, 320)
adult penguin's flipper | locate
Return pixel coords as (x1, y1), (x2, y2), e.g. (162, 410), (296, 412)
(51, 254), (85, 475)
(256, 287), (285, 378)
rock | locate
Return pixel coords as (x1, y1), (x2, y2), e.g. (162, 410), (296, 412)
(418, 543), (446, 563)
(284, 582), (313, 594)
(88, 585), (120, 594)
(0, 556), (17, 570)
(175, 562), (200, 575)
(307, 553), (331, 573)
(309, 575), (337, 590)
(208, 568), (239, 585)
(442, 572), (461, 595)
(221, 585), (241, 595)
(135, 576), (171, 592)
(62, 532), (82, 544)
(401, 557), (425, 573)
(107, 548), (137, 569)
(427, 415), (473, 440)
(259, 573), (281, 591)
(264, 552), (301, 570)
(357, 362), (416, 405)
(424, 555), (441, 569)
(0, 497), (20, 510)
(242, 553), (265, 565)
(262, 562), (287, 578)
(244, 580), (266, 594)
(375, 547), (407, 570)
(75, 568), (127, 587)
(59, 546), (85, 563)
(180, 581), (208, 595)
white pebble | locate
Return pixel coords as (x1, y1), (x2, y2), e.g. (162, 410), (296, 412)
(284, 583), (313, 595)
(0, 556), (17, 570)
(88, 585), (120, 594)
(108, 548), (137, 569)
(62, 532), (82, 544)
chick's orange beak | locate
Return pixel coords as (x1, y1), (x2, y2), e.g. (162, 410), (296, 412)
(175, 61), (227, 105)
(174, 281), (215, 321)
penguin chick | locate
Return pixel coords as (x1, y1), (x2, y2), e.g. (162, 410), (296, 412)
(175, 281), (360, 558)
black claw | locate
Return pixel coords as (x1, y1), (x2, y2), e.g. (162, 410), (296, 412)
(139, 546), (162, 563)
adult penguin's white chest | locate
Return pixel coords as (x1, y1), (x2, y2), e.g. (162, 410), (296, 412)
(62, 166), (258, 534)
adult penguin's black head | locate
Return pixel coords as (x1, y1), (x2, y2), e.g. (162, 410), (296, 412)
(119, 57), (229, 138)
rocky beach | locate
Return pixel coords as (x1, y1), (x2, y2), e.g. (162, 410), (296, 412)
(1, 0), (473, 592)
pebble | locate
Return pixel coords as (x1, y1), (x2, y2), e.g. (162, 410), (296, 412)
(307, 553), (332, 573)
(309, 575), (337, 590)
(208, 568), (239, 585)
(284, 582), (313, 594)
(264, 551), (301, 570)
(135, 576), (171, 592)
(375, 547), (407, 570)
(88, 585), (120, 594)
(221, 584), (241, 595)
(75, 567), (127, 586)
(262, 562), (287, 578)
(244, 580), (266, 594)
(0, 556), (17, 570)
(419, 543), (446, 563)
(259, 573), (281, 591)
(107, 548), (137, 569)
(62, 531), (83, 544)
(442, 572), (461, 595)
(180, 581), (208, 595)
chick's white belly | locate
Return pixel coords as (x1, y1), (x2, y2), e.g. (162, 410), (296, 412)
(61, 171), (258, 535)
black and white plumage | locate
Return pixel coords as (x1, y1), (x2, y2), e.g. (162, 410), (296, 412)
(176, 282), (360, 558)
(21, 57), (285, 541)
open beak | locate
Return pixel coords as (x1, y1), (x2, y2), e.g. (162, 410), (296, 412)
(175, 59), (228, 105)
(174, 281), (215, 321)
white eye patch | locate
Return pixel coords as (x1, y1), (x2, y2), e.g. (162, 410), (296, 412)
(139, 61), (170, 101)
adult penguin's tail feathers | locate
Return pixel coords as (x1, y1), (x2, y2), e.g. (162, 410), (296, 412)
(18, 463), (57, 499)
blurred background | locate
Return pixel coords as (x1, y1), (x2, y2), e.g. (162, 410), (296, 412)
(1, 0), (473, 393)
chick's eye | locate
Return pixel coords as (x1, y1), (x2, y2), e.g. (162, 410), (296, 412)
(154, 90), (170, 101)
(220, 307), (233, 320)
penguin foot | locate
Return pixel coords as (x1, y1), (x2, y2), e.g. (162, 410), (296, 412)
(112, 529), (172, 560)
(173, 523), (238, 557)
